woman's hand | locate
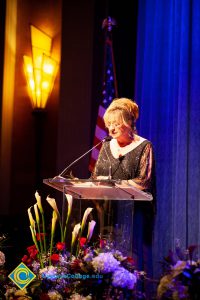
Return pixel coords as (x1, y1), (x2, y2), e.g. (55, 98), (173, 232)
(95, 176), (110, 180)
(122, 179), (144, 190)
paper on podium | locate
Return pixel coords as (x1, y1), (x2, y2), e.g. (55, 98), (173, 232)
(43, 177), (153, 201)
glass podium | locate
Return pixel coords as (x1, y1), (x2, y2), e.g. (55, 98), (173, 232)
(43, 176), (153, 256)
(43, 176), (153, 201)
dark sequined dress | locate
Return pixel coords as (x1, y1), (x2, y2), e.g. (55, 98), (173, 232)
(93, 139), (156, 273)
(93, 139), (155, 191)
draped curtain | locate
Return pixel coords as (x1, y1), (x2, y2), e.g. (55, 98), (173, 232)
(135, 0), (200, 277)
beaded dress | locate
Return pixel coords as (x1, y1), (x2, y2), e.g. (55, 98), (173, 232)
(93, 139), (156, 273)
(93, 139), (154, 189)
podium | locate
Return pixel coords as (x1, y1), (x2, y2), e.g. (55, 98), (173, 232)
(43, 176), (153, 256)
(43, 176), (153, 201)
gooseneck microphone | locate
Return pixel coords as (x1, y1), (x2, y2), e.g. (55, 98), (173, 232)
(103, 144), (112, 180)
(58, 136), (112, 178)
(119, 155), (125, 162)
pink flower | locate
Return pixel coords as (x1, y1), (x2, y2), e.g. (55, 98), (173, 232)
(0, 251), (5, 266)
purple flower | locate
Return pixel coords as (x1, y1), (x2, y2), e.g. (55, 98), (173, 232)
(92, 252), (120, 273)
(112, 267), (137, 289)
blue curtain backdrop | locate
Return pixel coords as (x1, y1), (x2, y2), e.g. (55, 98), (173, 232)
(135, 0), (200, 277)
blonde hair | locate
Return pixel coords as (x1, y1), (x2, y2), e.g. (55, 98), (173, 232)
(103, 98), (139, 129)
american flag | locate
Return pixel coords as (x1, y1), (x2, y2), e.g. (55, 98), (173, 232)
(89, 17), (118, 172)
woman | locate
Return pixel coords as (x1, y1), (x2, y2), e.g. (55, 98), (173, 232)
(93, 97), (155, 193)
(93, 97), (156, 279)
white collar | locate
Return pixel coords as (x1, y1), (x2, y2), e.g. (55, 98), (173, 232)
(110, 136), (146, 158)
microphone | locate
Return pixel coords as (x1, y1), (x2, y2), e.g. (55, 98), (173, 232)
(103, 147), (124, 180)
(119, 155), (125, 162)
(103, 143), (112, 180)
(58, 136), (112, 178)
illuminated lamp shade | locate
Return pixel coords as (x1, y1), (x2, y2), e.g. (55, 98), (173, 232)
(23, 25), (59, 110)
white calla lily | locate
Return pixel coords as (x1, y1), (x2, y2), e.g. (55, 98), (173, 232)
(65, 194), (73, 217)
(34, 204), (40, 223)
(87, 220), (96, 242)
(51, 210), (58, 233)
(28, 207), (35, 229)
(35, 192), (47, 253)
(47, 196), (64, 241)
(71, 223), (81, 247)
(81, 207), (93, 232)
(46, 196), (60, 217)
(63, 194), (73, 241)
(35, 191), (43, 213)
(29, 226), (36, 242)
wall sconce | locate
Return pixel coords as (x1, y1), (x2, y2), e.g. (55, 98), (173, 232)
(23, 25), (59, 110)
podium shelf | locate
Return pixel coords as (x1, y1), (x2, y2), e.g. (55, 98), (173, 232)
(43, 177), (153, 201)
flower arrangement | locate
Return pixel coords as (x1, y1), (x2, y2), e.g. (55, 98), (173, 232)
(3, 192), (143, 300)
(157, 239), (200, 300)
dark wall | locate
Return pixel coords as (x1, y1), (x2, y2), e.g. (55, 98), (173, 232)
(57, 0), (95, 180)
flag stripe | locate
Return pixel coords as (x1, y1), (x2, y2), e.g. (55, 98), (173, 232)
(95, 125), (107, 141)
(96, 116), (105, 132)
(89, 19), (117, 172)
(91, 147), (101, 160)
(98, 105), (106, 117)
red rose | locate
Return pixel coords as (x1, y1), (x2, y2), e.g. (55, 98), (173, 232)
(50, 253), (60, 264)
(26, 245), (38, 259)
(70, 258), (82, 271)
(27, 245), (37, 254)
(26, 258), (33, 265)
(126, 257), (135, 265)
(100, 239), (107, 248)
(22, 255), (29, 263)
(56, 242), (66, 251)
(22, 254), (34, 267)
(79, 237), (87, 248)
(29, 249), (38, 259)
(36, 233), (45, 241)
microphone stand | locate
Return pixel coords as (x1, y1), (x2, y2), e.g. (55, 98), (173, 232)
(103, 145), (112, 180)
(57, 137), (110, 178)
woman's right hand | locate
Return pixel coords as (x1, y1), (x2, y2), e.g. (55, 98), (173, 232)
(95, 176), (109, 180)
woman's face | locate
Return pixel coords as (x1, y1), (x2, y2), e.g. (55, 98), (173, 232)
(106, 111), (131, 142)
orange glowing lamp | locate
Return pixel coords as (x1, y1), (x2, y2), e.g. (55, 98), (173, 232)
(23, 25), (59, 109)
